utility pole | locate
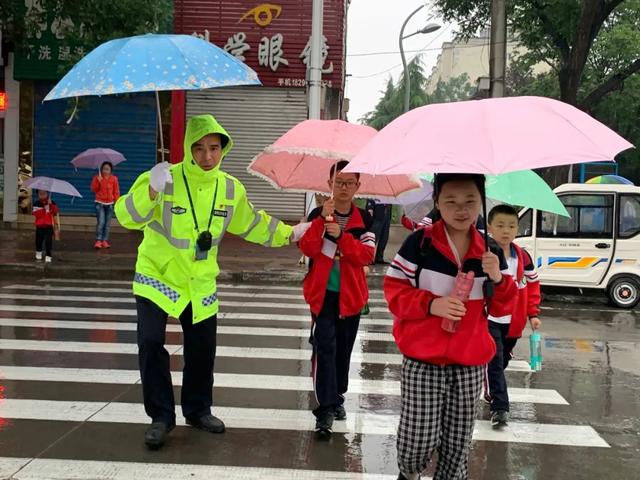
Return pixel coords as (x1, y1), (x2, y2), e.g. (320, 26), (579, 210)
(308, 0), (324, 120)
(489, 0), (506, 98)
(305, 0), (324, 217)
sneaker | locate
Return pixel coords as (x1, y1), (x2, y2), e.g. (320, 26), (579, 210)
(94, 241), (103, 249)
(45, 256), (52, 263)
(314, 410), (335, 439)
(491, 410), (508, 428)
(335, 405), (347, 421)
(102, 240), (111, 249)
(35, 251), (43, 261)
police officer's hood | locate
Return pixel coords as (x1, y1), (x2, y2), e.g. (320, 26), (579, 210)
(182, 114), (233, 184)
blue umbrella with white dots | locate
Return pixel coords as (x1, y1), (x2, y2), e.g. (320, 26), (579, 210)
(43, 33), (261, 160)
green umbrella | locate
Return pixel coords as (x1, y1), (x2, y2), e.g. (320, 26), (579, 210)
(421, 170), (569, 217)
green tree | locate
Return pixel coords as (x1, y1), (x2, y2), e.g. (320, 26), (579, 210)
(434, 0), (640, 109)
(360, 56), (430, 128)
(430, 73), (476, 103)
(2, 0), (172, 53)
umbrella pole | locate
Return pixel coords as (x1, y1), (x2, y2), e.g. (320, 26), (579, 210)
(156, 92), (165, 163)
(482, 192), (495, 299)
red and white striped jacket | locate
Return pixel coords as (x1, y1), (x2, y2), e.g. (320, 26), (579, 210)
(384, 220), (517, 366)
(299, 205), (375, 318)
(489, 243), (541, 338)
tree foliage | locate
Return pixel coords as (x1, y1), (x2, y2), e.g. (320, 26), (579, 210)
(360, 57), (474, 129)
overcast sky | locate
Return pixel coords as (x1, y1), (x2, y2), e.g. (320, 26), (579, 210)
(344, 0), (456, 123)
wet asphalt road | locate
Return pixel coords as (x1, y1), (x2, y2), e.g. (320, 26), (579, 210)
(0, 277), (638, 479)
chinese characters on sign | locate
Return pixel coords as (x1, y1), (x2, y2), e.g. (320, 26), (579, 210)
(16, 0), (85, 79)
(258, 34), (289, 71)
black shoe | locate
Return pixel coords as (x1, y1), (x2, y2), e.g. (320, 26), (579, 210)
(491, 410), (508, 428)
(397, 473), (419, 480)
(335, 405), (347, 421)
(186, 414), (226, 433)
(144, 422), (174, 450)
(314, 410), (335, 439)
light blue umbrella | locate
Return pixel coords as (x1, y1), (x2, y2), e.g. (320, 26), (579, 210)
(44, 34), (261, 160)
(44, 34), (260, 100)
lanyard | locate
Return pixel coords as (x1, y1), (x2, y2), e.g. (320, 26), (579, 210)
(181, 165), (219, 233)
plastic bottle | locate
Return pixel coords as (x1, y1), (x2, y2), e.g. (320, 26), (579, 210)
(441, 271), (475, 333)
(530, 331), (542, 371)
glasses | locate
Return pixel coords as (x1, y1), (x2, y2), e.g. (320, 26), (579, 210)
(334, 180), (358, 189)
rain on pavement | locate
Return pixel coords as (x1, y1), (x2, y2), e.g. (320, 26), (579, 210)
(0, 278), (638, 479)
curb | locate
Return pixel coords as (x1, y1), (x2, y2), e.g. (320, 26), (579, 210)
(0, 262), (387, 287)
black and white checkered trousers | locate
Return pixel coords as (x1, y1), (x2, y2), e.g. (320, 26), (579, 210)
(397, 357), (484, 480)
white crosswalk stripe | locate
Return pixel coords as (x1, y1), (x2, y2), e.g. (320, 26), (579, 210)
(0, 279), (611, 478)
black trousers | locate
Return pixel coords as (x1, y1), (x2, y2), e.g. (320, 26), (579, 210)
(371, 204), (392, 262)
(310, 290), (360, 416)
(35, 226), (53, 256)
(135, 296), (217, 426)
(487, 321), (518, 412)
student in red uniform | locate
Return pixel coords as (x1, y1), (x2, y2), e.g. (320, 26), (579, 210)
(298, 160), (375, 438)
(91, 161), (121, 249)
(32, 190), (60, 263)
(485, 204), (542, 427)
(385, 173), (516, 480)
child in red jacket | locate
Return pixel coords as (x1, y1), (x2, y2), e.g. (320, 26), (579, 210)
(91, 161), (121, 249)
(485, 204), (542, 428)
(32, 190), (60, 263)
(298, 161), (375, 438)
(385, 174), (516, 480)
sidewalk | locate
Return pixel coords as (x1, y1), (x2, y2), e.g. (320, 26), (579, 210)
(0, 226), (406, 285)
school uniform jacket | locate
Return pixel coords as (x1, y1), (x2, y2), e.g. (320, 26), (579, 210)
(299, 205), (375, 318)
(384, 220), (517, 366)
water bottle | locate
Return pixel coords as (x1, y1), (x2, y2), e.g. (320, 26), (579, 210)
(529, 331), (542, 371)
(441, 271), (475, 333)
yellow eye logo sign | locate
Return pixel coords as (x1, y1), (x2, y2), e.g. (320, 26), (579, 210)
(239, 3), (282, 27)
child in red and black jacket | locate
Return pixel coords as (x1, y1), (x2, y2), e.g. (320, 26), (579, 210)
(32, 190), (60, 263)
(385, 174), (516, 480)
(485, 204), (542, 428)
(298, 160), (375, 439)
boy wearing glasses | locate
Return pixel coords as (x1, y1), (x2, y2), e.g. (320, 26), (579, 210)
(298, 160), (375, 438)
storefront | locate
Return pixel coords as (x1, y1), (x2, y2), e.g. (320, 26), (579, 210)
(174, 0), (348, 220)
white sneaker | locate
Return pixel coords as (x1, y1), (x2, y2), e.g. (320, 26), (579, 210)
(45, 256), (52, 263)
(35, 251), (43, 260)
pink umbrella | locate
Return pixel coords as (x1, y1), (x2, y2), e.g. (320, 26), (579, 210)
(344, 96), (634, 176)
(248, 119), (421, 198)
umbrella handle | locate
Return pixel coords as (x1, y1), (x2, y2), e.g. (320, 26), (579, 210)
(66, 97), (79, 125)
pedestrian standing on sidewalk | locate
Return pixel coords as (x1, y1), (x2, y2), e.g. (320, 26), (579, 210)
(298, 160), (375, 438)
(485, 204), (542, 428)
(91, 161), (121, 249)
(32, 190), (60, 263)
(385, 174), (516, 480)
(115, 114), (309, 450)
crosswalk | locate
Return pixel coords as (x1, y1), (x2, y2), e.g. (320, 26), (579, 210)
(0, 278), (609, 479)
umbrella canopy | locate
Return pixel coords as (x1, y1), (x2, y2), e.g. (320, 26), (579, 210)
(248, 119), (421, 198)
(586, 174), (634, 185)
(422, 170), (570, 216)
(44, 34), (260, 101)
(71, 148), (126, 170)
(23, 177), (82, 197)
(344, 96), (634, 177)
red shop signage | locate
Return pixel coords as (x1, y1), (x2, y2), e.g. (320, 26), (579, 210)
(174, 1), (346, 89)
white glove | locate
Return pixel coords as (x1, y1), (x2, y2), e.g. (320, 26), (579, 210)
(291, 221), (312, 242)
(149, 162), (173, 194)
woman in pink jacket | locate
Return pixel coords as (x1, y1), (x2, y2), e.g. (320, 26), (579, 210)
(91, 161), (120, 249)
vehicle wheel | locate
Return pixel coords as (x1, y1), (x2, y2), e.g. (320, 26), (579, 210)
(607, 276), (640, 309)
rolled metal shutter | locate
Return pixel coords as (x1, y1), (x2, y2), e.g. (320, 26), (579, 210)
(186, 87), (307, 221)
